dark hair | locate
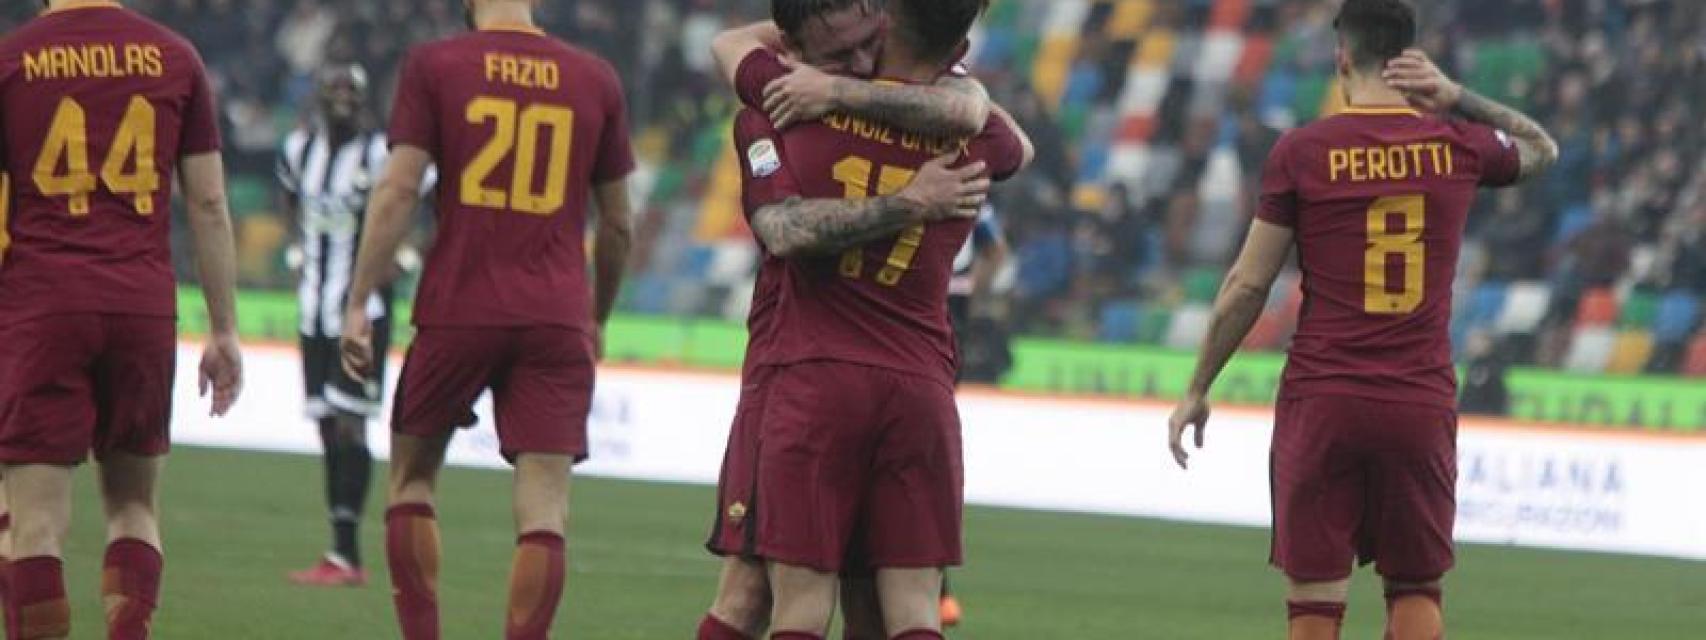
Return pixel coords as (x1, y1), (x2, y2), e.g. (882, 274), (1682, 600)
(1334, 0), (1416, 70)
(772, 0), (881, 39)
(890, 0), (988, 63)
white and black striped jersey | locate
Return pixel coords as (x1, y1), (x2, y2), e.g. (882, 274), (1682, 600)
(278, 126), (390, 339)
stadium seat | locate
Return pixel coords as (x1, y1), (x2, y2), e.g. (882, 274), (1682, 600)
(1184, 268), (1223, 303)
(1618, 290), (1659, 329)
(1562, 327), (1617, 373)
(1098, 301), (1143, 343)
(1495, 281), (1552, 334)
(1685, 335), (1706, 376)
(1464, 282), (1508, 331)
(1653, 291), (1703, 344)
(1106, 0), (1156, 38)
(1137, 307), (1173, 344)
(1209, 0), (1253, 31)
(1166, 304), (1213, 350)
(1574, 288), (1619, 327)
(1606, 330), (1655, 374)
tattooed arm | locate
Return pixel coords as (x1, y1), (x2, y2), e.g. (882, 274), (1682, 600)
(764, 67), (991, 137)
(1451, 88), (1560, 180)
(1384, 49), (1559, 182)
(754, 155), (990, 258)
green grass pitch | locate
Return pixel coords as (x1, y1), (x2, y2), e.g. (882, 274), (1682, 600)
(44, 447), (1705, 638)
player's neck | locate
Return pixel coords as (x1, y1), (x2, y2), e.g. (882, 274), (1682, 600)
(1341, 72), (1411, 109)
(878, 50), (939, 84)
(473, 3), (535, 32)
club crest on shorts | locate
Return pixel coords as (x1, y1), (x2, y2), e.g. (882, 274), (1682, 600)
(726, 501), (748, 523)
(747, 139), (781, 178)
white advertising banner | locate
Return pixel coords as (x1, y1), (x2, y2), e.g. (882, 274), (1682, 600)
(171, 345), (1706, 560)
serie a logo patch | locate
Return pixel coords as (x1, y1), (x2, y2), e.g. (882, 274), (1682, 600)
(747, 139), (781, 178)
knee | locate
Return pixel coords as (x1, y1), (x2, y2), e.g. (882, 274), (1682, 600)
(10, 512), (70, 558)
(710, 579), (771, 633)
(1288, 578), (1353, 603)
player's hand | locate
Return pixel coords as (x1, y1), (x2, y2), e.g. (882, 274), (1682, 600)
(198, 332), (243, 417)
(1168, 394), (1210, 470)
(340, 309), (374, 380)
(1383, 49), (1462, 114)
(763, 57), (837, 129)
(897, 155), (990, 222)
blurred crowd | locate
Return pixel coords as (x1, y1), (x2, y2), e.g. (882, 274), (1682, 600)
(1, 0), (1699, 376)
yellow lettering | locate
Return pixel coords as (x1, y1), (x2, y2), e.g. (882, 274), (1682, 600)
(143, 45), (164, 76)
(1427, 143), (1444, 175)
(1442, 143), (1454, 175)
(49, 47), (69, 79)
(1407, 143), (1426, 174)
(500, 57), (521, 86)
(1367, 146), (1389, 180)
(1387, 146), (1409, 179)
(1349, 148), (1367, 182)
(484, 53), (500, 83)
(538, 60), (559, 90)
(24, 50), (46, 80)
(1329, 149), (1348, 182)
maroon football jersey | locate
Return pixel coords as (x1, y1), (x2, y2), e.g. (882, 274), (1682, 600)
(0, 1), (221, 322)
(1257, 105), (1521, 408)
(389, 25), (634, 331)
(733, 50), (1026, 386)
(731, 109), (791, 373)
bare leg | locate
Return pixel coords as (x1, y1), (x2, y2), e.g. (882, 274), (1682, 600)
(768, 562), (837, 636)
(3, 463), (75, 639)
(875, 568), (942, 637)
(707, 557), (772, 637)
(386, 432), (452, 640)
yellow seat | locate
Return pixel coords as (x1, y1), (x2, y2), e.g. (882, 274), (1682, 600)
(1606, 330), (1655, 374)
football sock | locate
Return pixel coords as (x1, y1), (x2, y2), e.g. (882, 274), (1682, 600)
(102, 539), (162, 640)
(331, 442), (372, 567)
(1384, 585), (1443, 640)
(386, 504), (440, 640)
(697, 614), (752, 640)
(1287, 600), (1346, 640)
(891, 630), (945, 639)
(10, 556), (70, 640)
(504, 531), (566, 640)
(322, 418), (372, 568)
(770, 633), (823, 640)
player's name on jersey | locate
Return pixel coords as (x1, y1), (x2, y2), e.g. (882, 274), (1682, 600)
(484, 53), (560, 90)
(822, 112), (966, 156)
(1328, 141), (1455, 183)
(23, 43), (165, 81)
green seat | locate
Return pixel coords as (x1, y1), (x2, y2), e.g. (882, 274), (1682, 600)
(1619, 290), (1660, 330)
(1136, 307), (1172, 344)
(1184, 268), (1224, 304)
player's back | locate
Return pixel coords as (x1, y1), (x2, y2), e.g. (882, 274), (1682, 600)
(390, 26), (633, 333)
(1260, 106), (1520, 407)
(0, 2), (220, 321)
(765, 106), (1024, 386)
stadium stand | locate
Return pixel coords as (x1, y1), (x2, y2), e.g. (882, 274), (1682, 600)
(2, 0), (1697, 377)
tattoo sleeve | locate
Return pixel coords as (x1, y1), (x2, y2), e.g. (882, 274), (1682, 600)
(1453, 88), (1560, 180)
(751, 196), (921, 257)
(833, 76), (990, 138)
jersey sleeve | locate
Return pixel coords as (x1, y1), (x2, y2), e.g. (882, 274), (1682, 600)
(1458, 121), (1522, 188)
(275, 133), (303, 194)
(387, 48), (438, 154)
(967, 113), (1026, 182)
(1255, 131), (1301, 228)
(733, 49), (789, 112)
(733, 109), (801, 218)
(592, 61), (636, 184)
(178, 52), (222, 155)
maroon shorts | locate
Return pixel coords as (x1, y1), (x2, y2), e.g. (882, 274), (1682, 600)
(393, 326), (595, 461)
(705, 365), (776, 558)
(746, 361), (963, 573)
(0, 314), (176, 464)
(1270, 395), (1458, 583)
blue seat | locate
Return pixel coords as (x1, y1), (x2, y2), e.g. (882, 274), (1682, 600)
(1464, 282), (1508, 329)
(1098, 301), (1143, 343)
(1653, 291), (1703, 343)
(1551, 203), (1594, 244)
